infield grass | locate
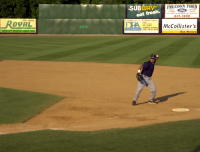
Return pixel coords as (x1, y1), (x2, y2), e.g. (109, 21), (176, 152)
(0, 119), (200, 152)
(0, 36), (200, 68)
(0, 87), (63, 124)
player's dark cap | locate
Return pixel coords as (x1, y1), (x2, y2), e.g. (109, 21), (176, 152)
(150, 54), (159, 59)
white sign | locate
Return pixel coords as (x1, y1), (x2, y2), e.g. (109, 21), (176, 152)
(162, 19), (197, 33)
(165, 4), (199, 18)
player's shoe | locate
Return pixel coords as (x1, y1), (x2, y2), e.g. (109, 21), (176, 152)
(132, 100), (137, 106)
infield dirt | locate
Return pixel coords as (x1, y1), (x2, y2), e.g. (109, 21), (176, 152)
(0, 60), (200, 134)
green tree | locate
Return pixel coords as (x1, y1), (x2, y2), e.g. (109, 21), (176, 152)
(29, 0), (61, 18)
(14, 0), (27, 18)
(0, 0), (15, 18)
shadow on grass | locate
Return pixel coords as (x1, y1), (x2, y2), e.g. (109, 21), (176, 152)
(138, 92), (186, 105)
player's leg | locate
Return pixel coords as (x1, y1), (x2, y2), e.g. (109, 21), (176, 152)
(148, 79), (157, 102)
(132, 81), (145, 105)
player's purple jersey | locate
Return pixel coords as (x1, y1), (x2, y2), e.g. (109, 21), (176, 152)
(141, 61), (155, 77)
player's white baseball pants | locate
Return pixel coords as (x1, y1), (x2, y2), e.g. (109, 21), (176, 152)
(133, 75), (156, 102)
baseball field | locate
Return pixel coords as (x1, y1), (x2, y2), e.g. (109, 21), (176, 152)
(0, 35), (200, 152)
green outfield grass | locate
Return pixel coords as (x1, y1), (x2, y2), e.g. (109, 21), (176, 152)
(0, 119), (200, 152)
(0, 36), (200, 67)
(0, 87), (63, 124)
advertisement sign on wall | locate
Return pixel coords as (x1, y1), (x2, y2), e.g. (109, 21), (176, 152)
(127, 4), (162, 19)
(0, 19), (36, 33)
(162, 19), (197, 33)
(124, 19), (159, 33)
(165, 4), (199, 18)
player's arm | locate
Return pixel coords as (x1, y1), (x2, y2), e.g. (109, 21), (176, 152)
(137, 64), (143, 74)
(136, 64), (148, 86)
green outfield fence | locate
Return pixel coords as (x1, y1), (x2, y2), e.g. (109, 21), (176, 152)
(39, 19), (123, 34)
(39, 4), (126, 19)
(38, 4), (125, 34)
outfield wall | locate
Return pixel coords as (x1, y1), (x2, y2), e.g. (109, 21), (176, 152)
(39, 4), (125, 19)
(1, 4), (200, 35)
(39, 19), (123, 34)
(39, 4), (125, 34)
(38, 4), (200, 35)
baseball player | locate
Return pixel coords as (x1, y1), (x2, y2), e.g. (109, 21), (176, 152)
(132, 54), (159, 105)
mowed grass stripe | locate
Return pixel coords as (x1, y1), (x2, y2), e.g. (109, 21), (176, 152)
(187, 37), (200, 67)
(156, 37), (196, 66)
(0, 37), (89, 59)
(135, 37), (180, 64)
(25, 37), (111, 60)
(0, 37), (108, 60)
(30, 38), (124, 60)
(105, 36), (162, 61)
(193, 53), (200, 67)
(0, 37), (81, 51)
(83, 36), (156, 62)
(28, 37), (109, 60)
(25, 40), (104, 60)
(55, 37), (135, 61)
(108, 36), (171, 64)
(72, 36), (146, 62)
(163, 37), (200, 67)
(1, 36), (200, 68)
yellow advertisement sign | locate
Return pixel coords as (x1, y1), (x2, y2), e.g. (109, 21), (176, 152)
(162, 19), (197, 34)
(124, 19), (159, 33)
(162, 30), (197, 34)
(0, 19), (36, 33)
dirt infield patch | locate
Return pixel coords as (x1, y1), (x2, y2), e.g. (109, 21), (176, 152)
(0, 60), (200, 134)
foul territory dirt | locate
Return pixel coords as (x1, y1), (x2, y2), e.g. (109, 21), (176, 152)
(0, 60), (200, 134)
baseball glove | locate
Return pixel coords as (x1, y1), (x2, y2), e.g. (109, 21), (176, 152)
(136, 73), (148, 86)
(136, 73), (143, 82)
